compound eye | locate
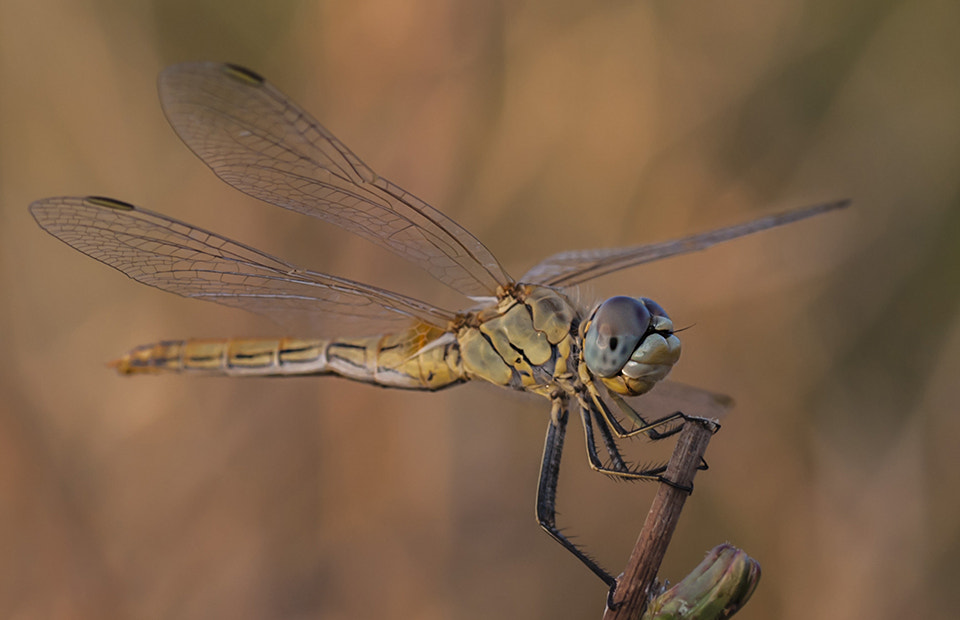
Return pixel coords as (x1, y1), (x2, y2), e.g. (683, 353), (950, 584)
(640, 298), (669, 319)
(583, 296), (651, 377)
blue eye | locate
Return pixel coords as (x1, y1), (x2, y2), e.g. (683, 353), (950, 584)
(583, 296), (652, 377)
(640, 297), (668, 318)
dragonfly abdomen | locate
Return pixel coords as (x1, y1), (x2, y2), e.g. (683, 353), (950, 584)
(110, 325), (465, 390)
(110, 338), (331, 376)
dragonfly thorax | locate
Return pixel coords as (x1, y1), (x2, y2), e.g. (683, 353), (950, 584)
(581, 296), (681, 396)
(455, 285), (580, 394)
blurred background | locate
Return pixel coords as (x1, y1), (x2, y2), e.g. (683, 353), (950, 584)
(1, 1), (958, 618)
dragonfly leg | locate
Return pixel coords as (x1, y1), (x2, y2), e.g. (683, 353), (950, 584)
(536, 396), (616, 587)
(613, 397), (717, 482)
(578, 392), (631, 472)
(608, 389), (689, 440)
(577, 400), (664, 482)
(585, 381), (690, 441)
(589, 403), (694, 479)
(602, 390), (717, 472)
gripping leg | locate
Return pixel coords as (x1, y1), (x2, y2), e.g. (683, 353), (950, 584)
(536, 396), (616, 587)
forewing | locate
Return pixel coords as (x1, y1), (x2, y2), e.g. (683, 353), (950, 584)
(29, 196), (456, 333)
(157, 61), (511, 298)
(521, 199), (849, 287)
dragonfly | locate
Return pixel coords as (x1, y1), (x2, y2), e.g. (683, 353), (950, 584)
(30, 61), (848, 588)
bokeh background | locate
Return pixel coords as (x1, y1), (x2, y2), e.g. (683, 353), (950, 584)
(2, 1), (958, 618)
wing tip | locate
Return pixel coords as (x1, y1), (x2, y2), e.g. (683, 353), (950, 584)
(221, 63), (266, 86)
(158, 61), (265, 92)
(29, 195), (138, 225)
(807, 197), (851, 214)
(779, 197), (851, 225)
(85, 196), (136, 211)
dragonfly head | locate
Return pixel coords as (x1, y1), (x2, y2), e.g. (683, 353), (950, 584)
(582, 296), (681, 396)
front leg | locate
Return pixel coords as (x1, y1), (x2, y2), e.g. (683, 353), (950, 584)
(576, 386), (707, 485)
(584, 376), (689, 440)
(576, 394), (667, 482)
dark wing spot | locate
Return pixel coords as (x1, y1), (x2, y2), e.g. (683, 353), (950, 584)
(86, 196), (135, 211)
(222, 63), (265, 85)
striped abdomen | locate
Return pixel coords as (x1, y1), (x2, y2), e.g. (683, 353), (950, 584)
(110, 324), (465, 391)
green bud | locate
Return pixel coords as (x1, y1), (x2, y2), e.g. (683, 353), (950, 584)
(642, 544), (761, 620)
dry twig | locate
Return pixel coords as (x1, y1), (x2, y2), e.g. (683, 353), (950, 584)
(603, 417), (718, 619)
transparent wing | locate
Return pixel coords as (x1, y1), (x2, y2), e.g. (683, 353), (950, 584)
(157, 61), (511, 298)
(636, 380), (734, 421)
(521, 199), (850, 288)
(29, 196), (457, 333)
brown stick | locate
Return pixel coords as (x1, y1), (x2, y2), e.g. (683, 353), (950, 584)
(602, 418), (717, 619)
